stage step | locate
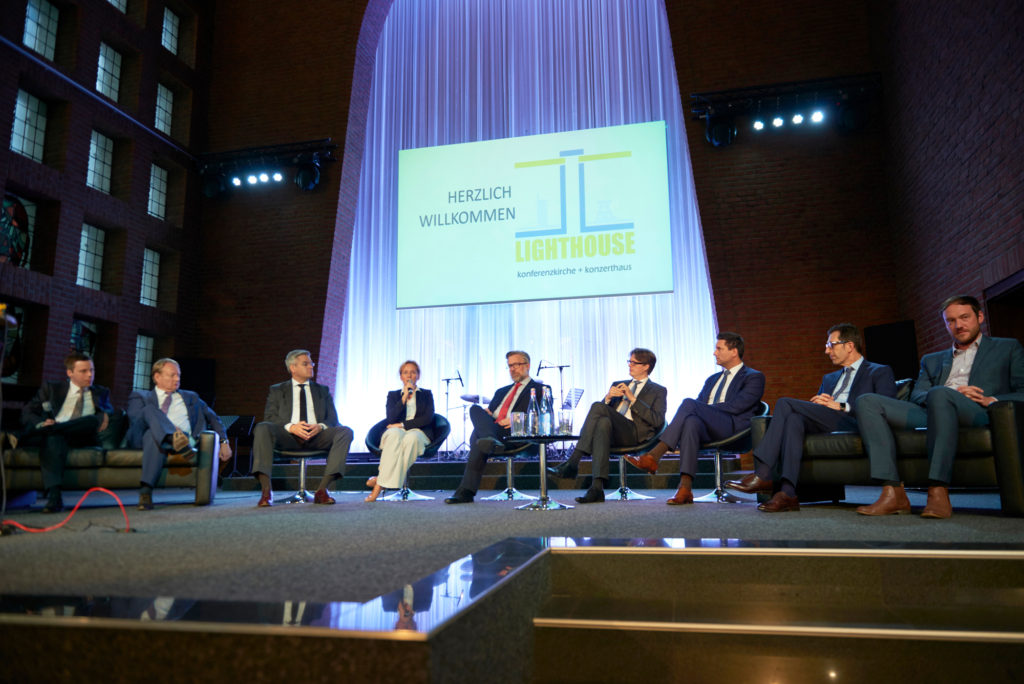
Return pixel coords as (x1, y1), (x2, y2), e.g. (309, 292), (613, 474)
(531, 548), (1024, 683)
(220, 453), (743, 493)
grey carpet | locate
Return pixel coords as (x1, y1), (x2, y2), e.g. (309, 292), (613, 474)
(1, 486), (1021, 605)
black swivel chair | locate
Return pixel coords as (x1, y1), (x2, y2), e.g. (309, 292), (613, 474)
(609, 425), (667, 501)
(365, 414), (451, 501)
(694, 400), (771, 503)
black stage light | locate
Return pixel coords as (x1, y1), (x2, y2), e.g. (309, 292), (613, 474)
(201, 171), (227, 198)
(705, 116), (737, 147)
(294, 158), (321, 191)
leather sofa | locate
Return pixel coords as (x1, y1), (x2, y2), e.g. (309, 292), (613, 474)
(751, 393), (1024, 516)
(2, 410), (218, 505)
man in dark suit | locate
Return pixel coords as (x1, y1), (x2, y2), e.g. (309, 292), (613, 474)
(251, 349), (353, 507)
(19, 351), (114, 513)
(726, 323), (897, 512)
(444, 350), (548, 504)
(126, 358), (231, 510)
(626, 333), (763, 505)
(549, 348), (667, 504)
(856, 295), (1024, 518)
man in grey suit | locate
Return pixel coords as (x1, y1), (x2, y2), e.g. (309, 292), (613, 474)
(251, 349), (353, 507)
(18, 351), (114, 513)
(550, 348), (667, 504)
(726, 323), (898, 512)
(856, 295), (1024, 518)
(126, 358), (231, 510)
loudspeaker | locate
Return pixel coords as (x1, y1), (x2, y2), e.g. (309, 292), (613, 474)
(863, 321), (918, 381)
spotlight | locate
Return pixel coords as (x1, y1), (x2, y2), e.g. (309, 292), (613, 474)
(704, 116), (737, 147)
(200, 171), (226, 198)
(811, 110), (825, 123)
(272, 172), (283, 182)
(294, 158), (321, 191)
(752, 119), (765, 131)
(772, 116), (784, 128)
(258, 172), (269, 183)
(792, 113), (804, 125)
(231, 176), (242, 187)
(246, 175), (258, 185)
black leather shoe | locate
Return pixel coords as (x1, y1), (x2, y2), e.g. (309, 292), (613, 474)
(574, 487), (605, 504)
(444, 488), (475, 504)
(137, 492), (154, 511)
(546, 461), (578, 480)
(41, 489), (64, 514)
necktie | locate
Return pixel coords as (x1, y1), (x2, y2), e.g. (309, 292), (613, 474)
(70, 388), (84, 418)
(298, 384), (309, 423)
(834, 367), (853, 399)
(711, 370), (730, 404)
(618, 381), (638, 416)
(495, 382), (521, 421)
(160, 391), (173, 414)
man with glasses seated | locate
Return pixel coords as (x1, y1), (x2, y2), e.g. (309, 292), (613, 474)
(624, 333), (763, 506)
(445, 350), (549, 504)
(725, 323), (897, 512)
(549, 348), (667, 504)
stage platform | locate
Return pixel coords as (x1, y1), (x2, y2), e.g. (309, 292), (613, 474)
(1, 486), (1023, 682)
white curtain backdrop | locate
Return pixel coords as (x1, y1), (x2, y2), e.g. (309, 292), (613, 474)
(336, 0), (718, 450)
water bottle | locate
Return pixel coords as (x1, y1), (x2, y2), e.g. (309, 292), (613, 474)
(526, 388), (539, 436)
(539, 386), (553, 435)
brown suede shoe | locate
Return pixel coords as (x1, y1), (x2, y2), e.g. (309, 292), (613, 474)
(665, 484), (693, 505)
(856, 485), (911, 516)
(625, 453), (659, 474)
(757, 491), (800, 513)
(920, 485), (952, 519)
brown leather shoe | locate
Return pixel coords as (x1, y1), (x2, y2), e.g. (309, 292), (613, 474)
(920, 485), (952, 519)
(625, 453), (659, 474)
(313, 488), (336, 505)
(257, 490), (273, 507)
(757, 491), (800, 513)
(856, 485), (911, 516)
(666, 484), (693, 505)
(725, 472), (774, 494)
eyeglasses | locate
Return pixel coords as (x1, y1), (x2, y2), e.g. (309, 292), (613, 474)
(825, 340), (850, 349)
(507, 362), (528, 368)
(626, 359), (647, 366)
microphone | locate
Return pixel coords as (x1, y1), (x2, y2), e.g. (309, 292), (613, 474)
(456, 369), (464, 387)
(537, 360), (551, 371)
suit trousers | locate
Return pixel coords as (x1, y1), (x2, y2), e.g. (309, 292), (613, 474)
(138, 404), (194, 487)
(661, 399), (737, 477)
(856, 387), (988, 483)
(377, 427), (429, 489)
(20, 415), (103, 490)
(458, 405), (510, 493)
(754, 397), (856, 486)
(251, 422), (353, 481)
(571, 402), (640, 481)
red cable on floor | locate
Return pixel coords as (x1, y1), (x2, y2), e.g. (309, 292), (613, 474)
(1, 487), (132, 533)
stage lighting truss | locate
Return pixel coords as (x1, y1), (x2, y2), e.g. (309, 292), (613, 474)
(691, 73), (880, 147)
(198, 139), (338, 197)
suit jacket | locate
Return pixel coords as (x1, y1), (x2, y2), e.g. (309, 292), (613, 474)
(263, 380), (340, 427)
(385, 388), (436, 442)
(22, 380), (114, 429)
(486, 378), (549, 417)
(605, 379), (668, 443)
(911, 335), (1024, 406)
(819, 360), (897, 417)
(125, 389), (228, 448)
(695, 365), (766, 433)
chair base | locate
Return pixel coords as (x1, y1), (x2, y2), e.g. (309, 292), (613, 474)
(380, 487), (434, 502)
(278, 488), (313, 504)
(613, 486), (654, 500)
(694, 487), (752, 504)
(516, 496), (573, 511)
(482, 487), (538, 501)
